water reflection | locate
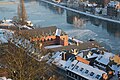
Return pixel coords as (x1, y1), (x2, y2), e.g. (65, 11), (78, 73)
(90, 18), (102, 26)
(66, 10), (120, 38)
(39, 1), (64, 14)
(102, 22), (120, 38)
(91, 17), (120, 38)
(66, 10), (87, 27)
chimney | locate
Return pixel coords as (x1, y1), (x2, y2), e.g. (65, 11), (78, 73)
(62, 53), (66, 61)
(72, 49), (78, 55)
(55, 28), (61, 36)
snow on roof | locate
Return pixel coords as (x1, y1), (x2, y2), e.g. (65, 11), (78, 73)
(68, 37), (83, 43)
(51, 51), (61, 59)
(22, 25), (32, 29)
(87, 53), (98, 59)
(0, 29), (14, 44)
(87, 4), (93, 7)
(102, 52), (114, 58)
(1, 19), (14, 26)
(67, 60), (78, 70)
(67, 61), (106, 80)
(0, 77), (12, 80)
(51, 51), (75, 69)
(109, 65), (120, 78)
(108, 1), (119, 7)
(0, 29), (14, 33)
(110, 65), (120, 72)
(2, 19), (12, 22)
(27, 21), (32, 23)
(95, 52), (114, 65)
(93, 3), (97, 6)
(96, 56), (109, 65)
(44, 45), (62, 49)
(0, 37), (8, 43)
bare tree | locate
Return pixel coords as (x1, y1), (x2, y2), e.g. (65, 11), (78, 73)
(0, 42), (57, 80)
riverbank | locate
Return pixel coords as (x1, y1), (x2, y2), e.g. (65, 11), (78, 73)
(0, 2), (16, 5)
(40, 0), (120, 24)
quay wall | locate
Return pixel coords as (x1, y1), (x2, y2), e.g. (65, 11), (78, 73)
(40, 0), (120, 24)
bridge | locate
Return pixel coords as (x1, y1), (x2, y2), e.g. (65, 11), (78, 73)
(40, 0), (120, 24)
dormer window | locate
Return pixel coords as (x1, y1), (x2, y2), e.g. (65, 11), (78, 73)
(47, 38), (50, 41)
(71, 64), (74, 67)
(51, 38), (53, 41)
(85, 70), (89, 74)
(90, 72), (94, 76)
(80, 68), (84, 71)
(96, 75), (100, 79)
(75, 66), (79, 69)
(44, 39), (46, 42)
(65, 66), (67, 68)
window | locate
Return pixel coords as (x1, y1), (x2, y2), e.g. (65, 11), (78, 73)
(80, 68), (84, 71)
(85, 70), (89, 74)
(71, 64), (74, 67)
(47, 39), (50, 41)
(75, 66), (79, 69)
(40, 40), (42, 42)
(67, 71), (69, 75)
(71, 72), (74, 77)
(74, 74), (77, 79)
(51, 38), (53, 41)
(44, 39), (46, 42)
(69, 72), (71, 76)
(65, 66), (67, 68)
(90, 72), (94, 76)
(96, 75), (100, 79)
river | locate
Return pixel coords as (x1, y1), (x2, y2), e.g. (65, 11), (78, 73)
(0, 0), (120, 54)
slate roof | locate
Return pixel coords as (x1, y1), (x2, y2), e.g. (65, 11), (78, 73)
(16, 26), (66, 39)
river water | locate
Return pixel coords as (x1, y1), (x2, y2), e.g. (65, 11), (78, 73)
(0, 0), (120, 54)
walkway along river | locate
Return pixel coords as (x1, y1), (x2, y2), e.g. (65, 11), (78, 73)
(40, 0), (120, 24)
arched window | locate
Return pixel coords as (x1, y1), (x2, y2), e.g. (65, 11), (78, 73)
(48, 38), (50, 41)
(44, 39), (46, 42)
(51, 38), (53, 41)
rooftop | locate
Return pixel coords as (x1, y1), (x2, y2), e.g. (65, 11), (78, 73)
(49, 46), (119, 80)
(16, 26), (67, 40)
(95, 52), (114, 65)
(50, 41), (101, 52)
(111, 55), (120, 65)
(67, 61), (106, 80)
(0, 29), (14, 44)
(51, 51), (75, 69)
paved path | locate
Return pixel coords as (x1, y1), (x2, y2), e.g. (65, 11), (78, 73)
(40, 0), (120, 24)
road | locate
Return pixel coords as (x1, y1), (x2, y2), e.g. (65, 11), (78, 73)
(40, 0), (120, 24)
